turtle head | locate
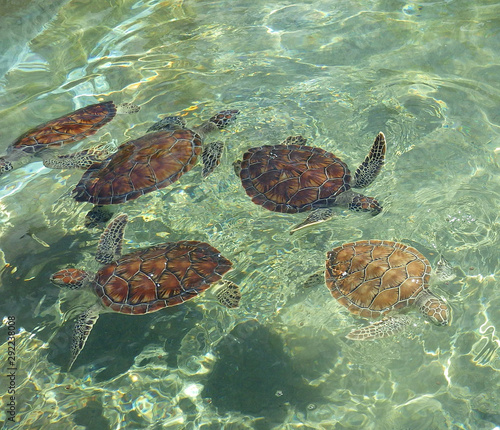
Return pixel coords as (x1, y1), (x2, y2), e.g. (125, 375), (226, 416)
(84, 205), (113, 229)
(0, 157), (13, 176)
(146, 116), (186, 133)
(208, 110), (239, 130)
(348, 194), (382, 215)
(50, 268), (91, 290)
(196, 109), (240, 137)
(416, 290), (449, 326)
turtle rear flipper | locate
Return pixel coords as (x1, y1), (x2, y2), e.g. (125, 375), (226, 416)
(42, 146), (113, 170)
(214, 280), (241, 308)
(95, 213), (128, 264)
(201, 141), (224, 178)
(69, 303), (100, 371)
(346, 315), (412, 341)
(352, 132), (386, 188)
(290, 208), (334, 234)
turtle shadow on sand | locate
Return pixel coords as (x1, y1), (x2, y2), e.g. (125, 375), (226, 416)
(47, 304), (197, 382)
(202, 320), (326, 429)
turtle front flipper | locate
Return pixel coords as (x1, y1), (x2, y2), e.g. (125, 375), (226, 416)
(69, 303), (101, 371)
(201, 141), (224, 178)
(352, 132), (386, 188)
(346, 315), (412, 341)
(290, 208), (334, 234)
(214, 280), (241, 308)
(42, 146), (113, 170)
(95, 213), (128, 264)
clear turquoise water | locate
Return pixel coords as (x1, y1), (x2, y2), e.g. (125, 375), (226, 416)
(0, 0), (499, 429)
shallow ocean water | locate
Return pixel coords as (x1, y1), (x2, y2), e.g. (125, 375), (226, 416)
(0, 0), (499, 429)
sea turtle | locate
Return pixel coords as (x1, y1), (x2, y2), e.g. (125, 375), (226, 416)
(0, 101), (139, 177)
(325, 240), (450, 340)
(52, 109), (238, 227)
(50, 213), (242, 370)
(233, 133), (385, 233)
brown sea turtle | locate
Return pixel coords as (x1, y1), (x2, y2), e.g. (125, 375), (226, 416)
(325, 240), (450, 340)
(233, 133), (385, 233)
(50, 109), (238, 227)
(50, 213), (242, 370)
(0, 101), (139, 176)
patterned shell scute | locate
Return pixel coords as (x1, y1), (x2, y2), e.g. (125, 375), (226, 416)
(10, 101), (117, 154)
(238, 144), (350, 213)
(73, 129), (202, 205)
(325, 240), (431, 319)
(93, 240), (233, 314)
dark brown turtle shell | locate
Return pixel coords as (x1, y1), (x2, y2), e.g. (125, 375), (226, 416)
(238, 144), (350, 213)
(9, 101), (116, 154)
(325, 240), (431, 319)
(94, 240), (232, 314)
(73, 129), (202, 205)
